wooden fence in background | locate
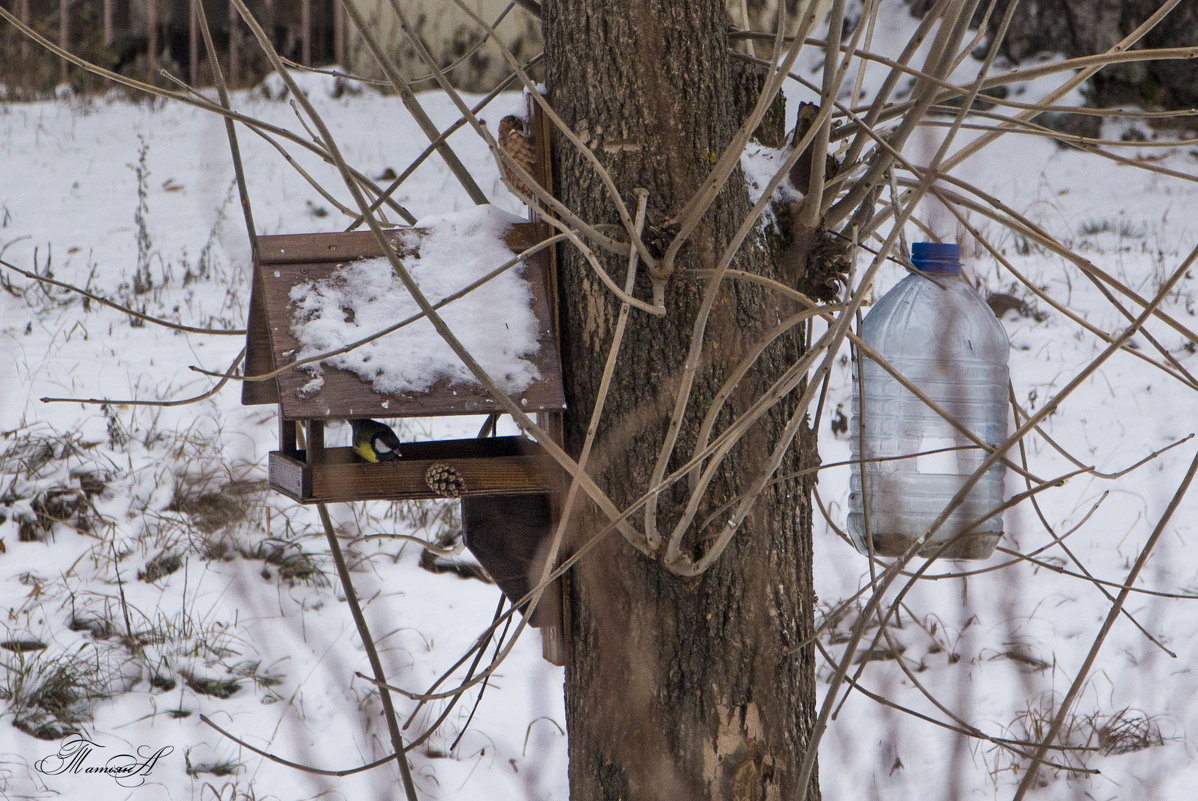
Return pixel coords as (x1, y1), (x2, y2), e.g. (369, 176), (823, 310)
(6, 0), (347, 86)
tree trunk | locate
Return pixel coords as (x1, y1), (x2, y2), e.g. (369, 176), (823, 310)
(544, 2), (821, 799)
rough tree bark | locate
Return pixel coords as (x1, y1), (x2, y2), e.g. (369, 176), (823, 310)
(544, 2), (821, 799)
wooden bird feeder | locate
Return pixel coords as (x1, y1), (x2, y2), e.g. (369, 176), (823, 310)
(241, 104), (569, 663)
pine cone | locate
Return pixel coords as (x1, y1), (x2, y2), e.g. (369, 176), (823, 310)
(807, 232), (851, 302)
(498, 115), (536, 200)
(425, 463), (467, 498)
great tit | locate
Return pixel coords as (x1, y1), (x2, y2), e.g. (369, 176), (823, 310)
(350, 419), (402, 463)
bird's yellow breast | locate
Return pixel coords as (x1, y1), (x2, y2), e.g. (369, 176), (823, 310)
(353, 441), (380, 463)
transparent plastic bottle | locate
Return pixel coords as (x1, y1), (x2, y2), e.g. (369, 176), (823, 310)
(847, 242), (1010, 560)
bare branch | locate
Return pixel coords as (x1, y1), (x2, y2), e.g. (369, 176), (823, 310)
(0, 258), (244, 336)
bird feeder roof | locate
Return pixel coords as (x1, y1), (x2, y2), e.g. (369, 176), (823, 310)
(243, 210), (565, 421)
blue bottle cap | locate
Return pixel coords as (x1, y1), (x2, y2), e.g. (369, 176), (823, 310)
(911, 241), (960, 274)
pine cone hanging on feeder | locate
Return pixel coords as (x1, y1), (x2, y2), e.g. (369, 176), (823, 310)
(425, 463), (467, 498)
(498, 115), (536, 200)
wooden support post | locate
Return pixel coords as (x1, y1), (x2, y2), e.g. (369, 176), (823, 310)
(103, 0), (113, 47)
(307, 420), (326, 466)
(301, 0), (311, 65)
(228, 0), (239, 86)
(536, 408), (568, 665)
(19, 0), (30, 61)
(280, 419), (298, 457)
(333, 0), (345, 67)
(58, 0), (68, 84)
(147, 0), (159, 75)
(189, 0), (199, 86)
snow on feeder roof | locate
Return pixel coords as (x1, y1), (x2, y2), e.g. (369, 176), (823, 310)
(244, 206), (565, 421)
(241, 207), (566, 507)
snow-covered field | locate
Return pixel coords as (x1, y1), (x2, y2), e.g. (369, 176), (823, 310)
(0, 77), (570, 800)
(2, 3), (1198, 800)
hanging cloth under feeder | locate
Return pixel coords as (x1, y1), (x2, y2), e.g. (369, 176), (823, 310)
(848, 242), (1011, 560)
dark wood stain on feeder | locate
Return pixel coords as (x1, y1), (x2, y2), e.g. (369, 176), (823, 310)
(462, 492), (564, 655)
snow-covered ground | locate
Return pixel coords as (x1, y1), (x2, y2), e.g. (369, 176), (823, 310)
(2, 3), (1198, 799)
(0, 76), (569, 801)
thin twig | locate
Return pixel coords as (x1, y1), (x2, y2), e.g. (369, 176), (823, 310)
(340, 0), (489, 206)
(201, 713), (402, 776)
(0, 258), (244, 335)
(346, 62), (540, 231)
(42, 349), (246, 406)
(193, 0), (257, 269)
(811, 638), (1099, 772)
(938, 0), (1187, 174)
(447, 0), (658, 273)
(0, 6), (415, 225)
(315, 504), (419, 801)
